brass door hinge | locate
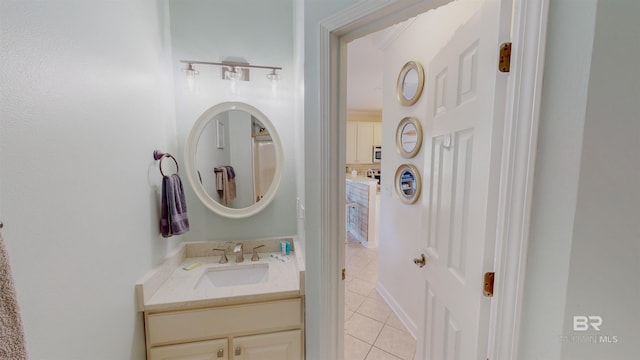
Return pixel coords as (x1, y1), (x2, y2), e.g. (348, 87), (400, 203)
(342, 268), (346, 280)
(483, 272), (495, 297)
(498, 42), (512, 72)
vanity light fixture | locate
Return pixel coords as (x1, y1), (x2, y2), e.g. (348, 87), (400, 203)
(179, 59), (281, 83)
(266, 69), (281, 81)
(182, 63), (199, 77)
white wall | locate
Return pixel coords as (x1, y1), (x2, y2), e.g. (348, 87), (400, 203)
(520, 0), (640, 359)
(168, 0), (297, 242)
(560, 0), (640, 357)
(0, 1), (180, 359)
(377, 0), (483, 336)
(517, 0), (597, 358)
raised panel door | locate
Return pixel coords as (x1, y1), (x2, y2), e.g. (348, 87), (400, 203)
(149, 338), (228, 360)
(417, 0), (508, 359)
(231, 330), (302, 360)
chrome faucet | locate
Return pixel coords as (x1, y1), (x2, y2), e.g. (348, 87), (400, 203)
(213, 248), (228, 264)
(233, 243), (244, 263)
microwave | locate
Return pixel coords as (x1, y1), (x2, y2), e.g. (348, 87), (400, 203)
(372, 146), (382, 163)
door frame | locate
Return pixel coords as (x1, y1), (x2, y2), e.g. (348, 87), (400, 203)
(317, 0), (550, 359)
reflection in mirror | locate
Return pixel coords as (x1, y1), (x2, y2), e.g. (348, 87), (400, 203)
(396, 61), (425, 106)
(402, 69), (419, 100)
(396, 117), (423, 158)
(401, 123), (417, 152)
(394, 164), (421, 204)
(196, 111), (276, 209)
(185, 102), (283, 219)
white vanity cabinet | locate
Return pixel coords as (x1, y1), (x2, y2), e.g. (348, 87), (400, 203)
(145, 298), (304, 360)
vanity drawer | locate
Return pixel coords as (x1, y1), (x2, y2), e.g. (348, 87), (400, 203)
(146, 298), (302, 346)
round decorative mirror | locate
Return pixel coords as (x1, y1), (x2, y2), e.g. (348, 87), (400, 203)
(184, 102), (284, 219)
(396, 117), (423, 158)
(394, 164), (421, 204)
(396, 61), (425, 106)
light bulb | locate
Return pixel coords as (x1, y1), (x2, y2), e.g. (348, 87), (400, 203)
(266, 69), (281, 81)
(225, 67), (243, 81)
(182, 63), (199, 77)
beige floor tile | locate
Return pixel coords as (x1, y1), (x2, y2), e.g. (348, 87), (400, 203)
(357, 296), (392, 323)
(345, 309), (355, 321)
(345, 237), (415, 359)
(374, 325), (416, 360)
(347, 255), (372, 270)
(346, 290), (366, 313)
(344, 334), (372, 360)
(385, 312), (409, 333)
(345, 312), (384, 344)
(347, 277), (376, 297)
(366, 347), (403, 360)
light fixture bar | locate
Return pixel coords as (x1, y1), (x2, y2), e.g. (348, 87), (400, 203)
(179, 59), (282, 72)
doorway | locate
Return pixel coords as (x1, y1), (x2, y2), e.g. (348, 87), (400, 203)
(344, 25), (416, 359)
(317, 0), (548, 359)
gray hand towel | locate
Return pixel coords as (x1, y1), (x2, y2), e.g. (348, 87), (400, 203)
(160, 174), (190, 237)
(0, 231), (28, 360)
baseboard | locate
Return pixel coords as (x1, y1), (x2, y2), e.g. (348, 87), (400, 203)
(376, 282), (418, 339)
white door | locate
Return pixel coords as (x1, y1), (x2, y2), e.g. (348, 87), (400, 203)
(417, 0), (508, 359)
(231, 330), (302, 360)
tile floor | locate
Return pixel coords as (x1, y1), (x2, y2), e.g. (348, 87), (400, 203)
(344, 235), (416, 360)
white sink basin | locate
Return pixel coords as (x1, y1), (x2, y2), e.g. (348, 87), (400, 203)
(195, 263), (269, 289)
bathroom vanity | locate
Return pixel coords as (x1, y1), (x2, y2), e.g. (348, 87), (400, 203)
(136, 238), (305, 360)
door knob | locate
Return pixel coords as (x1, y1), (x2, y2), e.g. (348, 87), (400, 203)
(413, 254), (426, 268)
(235, 347), (242, 356)
(217, 349), (224, 358)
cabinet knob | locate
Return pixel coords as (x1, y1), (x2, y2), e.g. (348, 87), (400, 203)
(217, 348), (224, 358)
(235, 347), (242, 356)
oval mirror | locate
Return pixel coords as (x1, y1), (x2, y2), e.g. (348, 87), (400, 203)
(396, 61), (425, 106)
(394, 164), (421, 204)
(396, 117), (423, 158)
(185, 102), (284, 219)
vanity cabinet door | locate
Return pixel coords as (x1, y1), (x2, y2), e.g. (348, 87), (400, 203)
(149, 338), (228, 360)
(231, 329), (302, 360)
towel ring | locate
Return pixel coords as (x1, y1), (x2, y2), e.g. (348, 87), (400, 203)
(153, 150), (179, 177)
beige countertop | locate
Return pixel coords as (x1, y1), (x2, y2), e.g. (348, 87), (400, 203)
(346, 174), (378, 184)
(136, 237), (304, 312)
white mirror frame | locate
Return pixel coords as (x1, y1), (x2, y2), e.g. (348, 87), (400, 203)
(395, 116), (423, 158)
(394, 164), (421, 204)
(184, 101), (284, 219)
(396, 61), (425, 106)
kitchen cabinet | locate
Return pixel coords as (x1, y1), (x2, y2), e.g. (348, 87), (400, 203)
(347, 121), (382, 163)
(145, 298), (303, 360)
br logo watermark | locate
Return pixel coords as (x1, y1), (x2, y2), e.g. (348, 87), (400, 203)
(573, 316), (602, 331)
(559, 315), (619, 344)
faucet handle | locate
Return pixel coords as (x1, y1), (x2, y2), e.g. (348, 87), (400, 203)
(251, 245), (265, 261)
(213, 248), (228, 264)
